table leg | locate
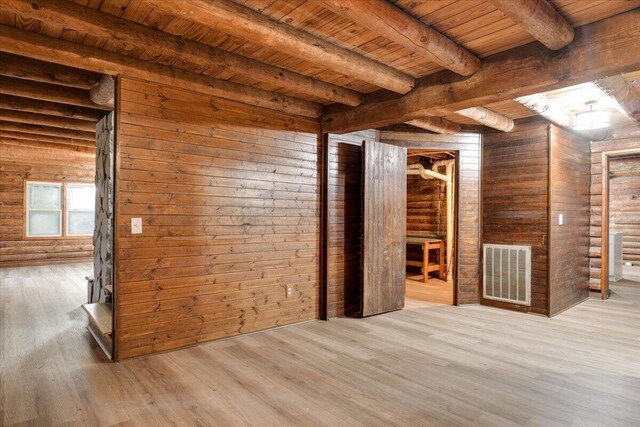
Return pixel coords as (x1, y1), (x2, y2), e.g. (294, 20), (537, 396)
(423, 242), (429, 284)
(439, 240), (446, 280)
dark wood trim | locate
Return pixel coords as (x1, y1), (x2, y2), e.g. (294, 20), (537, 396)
(600, 148), (640, 300)
(319, 131), (329, 321)
(112, 76), (121, 362)
(546, 124), (552, 315)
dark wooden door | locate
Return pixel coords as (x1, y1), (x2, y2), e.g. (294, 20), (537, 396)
(361, 140), (407, 316)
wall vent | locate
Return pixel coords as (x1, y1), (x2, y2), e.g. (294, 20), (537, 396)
(483, 244), (531, 306)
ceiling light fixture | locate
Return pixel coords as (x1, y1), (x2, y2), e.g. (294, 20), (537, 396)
(573, 100), (611, 130)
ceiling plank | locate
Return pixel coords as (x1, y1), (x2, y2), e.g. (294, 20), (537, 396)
(0, 94), (102, 122)
(142, 0), (415, 94)
(322, 9), (640, 133)
(0, 51), (100, 89)
(0, 0), (363, 107)
(0, 75), (111, 111)
(0, 130), (94, 148)
(0, 24), (323, 119)
(490, 0), (574, 50)
(319, 0), (480, 76)
(0, 121), (95, 141)
(595, 75), (640, 121)
(406, 117), (461, 134)
(455, 107), (514, 132)
(0, 109), (97, 132)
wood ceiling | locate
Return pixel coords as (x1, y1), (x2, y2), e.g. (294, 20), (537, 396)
(0, 0), (639, 144)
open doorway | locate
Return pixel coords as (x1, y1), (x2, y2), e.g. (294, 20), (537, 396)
(405, 150), (457, 307)
(602, 151), (640, 299)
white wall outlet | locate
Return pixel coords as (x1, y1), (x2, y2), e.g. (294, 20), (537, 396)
(131, 217), (142, 234)
(286, 285), (293, 298)
(558, 214), (564, 226)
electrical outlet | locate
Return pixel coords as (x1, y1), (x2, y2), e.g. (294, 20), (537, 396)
(286, 285), (293, 298)
(558, 214), (564, 225)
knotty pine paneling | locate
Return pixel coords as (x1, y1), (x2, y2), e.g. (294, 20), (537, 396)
(326, 130), (376, 318)
(549, 125), (590, 315)
(380, 127), (481, 304)
(590, 132), (640, 289)
(114, 76), (321, 360)
(482, 118), (550, 315)
(0, 141), (95, 266)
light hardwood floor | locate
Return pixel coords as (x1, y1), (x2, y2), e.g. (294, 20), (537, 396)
(2, 263), (640, 426)
(406, 276), (454, 305)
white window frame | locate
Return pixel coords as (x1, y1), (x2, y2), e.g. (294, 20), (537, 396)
(65, 183), (96, 237)
(25, 181), (63, 238)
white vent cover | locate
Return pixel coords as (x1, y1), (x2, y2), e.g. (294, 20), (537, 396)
(483, 244), (531, 306)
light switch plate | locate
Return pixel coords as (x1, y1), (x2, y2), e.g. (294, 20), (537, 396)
(558, 214), (564, 225)
(131, 217), (142, 234)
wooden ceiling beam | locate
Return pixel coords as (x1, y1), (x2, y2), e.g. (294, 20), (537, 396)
(0, 95), (102, 122)
(0, 52), (101, 89)
(455, 107), (514, 132)
(0, 130), (94, 148)
(595, 76), (640, 121)
(0, 121), (95, 142)
(0, 109), (96, 132)
(143, 0), (415, 94)
(322, 9), (640, 133)
(0, 75), (111, 111)
(89, 74), (114, 107)
(0, 24), (323, 119)
(405, 117), (461, 134)
(490, 0), (574, 50)
(319, 0), (480, 76)
(0, 0), (363, 107)
(515, 94), (575, 128)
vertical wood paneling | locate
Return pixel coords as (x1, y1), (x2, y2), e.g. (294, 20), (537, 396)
(0, 141), (95, 266)
(482, 118), (550, 315)
(326, 130), (376, 318)
(380, 128), (481, 304)
(115, 76), (320, 359)
(590, 133), (640, 289)
(361, 140), (407, 316)
(549, 125), (590, 315)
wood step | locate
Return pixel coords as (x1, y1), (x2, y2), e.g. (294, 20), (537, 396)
(82, 303), (112, 337)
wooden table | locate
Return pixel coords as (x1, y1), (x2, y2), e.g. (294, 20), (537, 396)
(406, 236), (446, 283)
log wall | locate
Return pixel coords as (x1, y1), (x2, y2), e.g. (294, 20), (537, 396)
(590, 132), (640, 289)
(114, 76), (321, 359)
(0, 141), (95, 266)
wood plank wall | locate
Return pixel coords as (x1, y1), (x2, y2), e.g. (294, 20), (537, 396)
(548, 125), (591, 315)
(590, 131), (640, 289)
(0, 141), (95, 266)
(114, 76), (320, 360)
(326, 130), (376, 318)
(482, 118), (550, 315)
(380, 128), (481, 304)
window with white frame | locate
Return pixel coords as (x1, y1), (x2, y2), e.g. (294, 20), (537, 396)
(25, 181), (95, 238)
(66, 184), (96, 237)
(26, 182), (63, 237)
